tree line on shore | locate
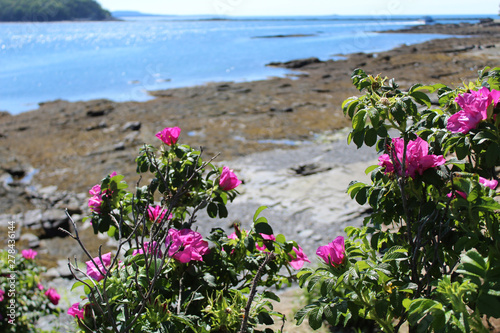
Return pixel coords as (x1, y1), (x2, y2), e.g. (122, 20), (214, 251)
(0, 0), (112, 22)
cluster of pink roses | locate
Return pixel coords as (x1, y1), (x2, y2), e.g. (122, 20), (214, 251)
(447, 87), (500, 134)
(88, 171), (117, 213)
(378, 137), (446, 179)
(18, 249), (61, 305)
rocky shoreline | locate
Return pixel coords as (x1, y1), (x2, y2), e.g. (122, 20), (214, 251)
(1, 20), (500, 328)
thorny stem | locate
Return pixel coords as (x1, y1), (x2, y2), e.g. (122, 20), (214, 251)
(240, 252), (276, 333)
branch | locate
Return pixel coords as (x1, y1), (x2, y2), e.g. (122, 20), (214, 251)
(240, 252), (276, 333)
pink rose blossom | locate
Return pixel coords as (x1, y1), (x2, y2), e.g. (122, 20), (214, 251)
(288, 245), (311, 270)
(165, 229), (209, 263)
(0, 289), (4, 302)
(21, 249), (38, 260)
(316, 236), (345, 267)
(45, 288), (60, 305)
(378, 137), (445, 179)
(255, 234), (276, 251)
(67, 302), (85, 319)
(228, 232), (239, 240)
(86, 252), (112, 281)
(446, 110), (484, 134)
(448, 87), (500, 133)
(219, 166), (242, 191)
(88, 184), (103, 213)
(132, 241), (163, 258)
(479, 177), (498, 190)
(155, 127), (181, 146)
(37, 283), (44, 290)
(88, 172), (118, 214)
(147, 205), (171, 223)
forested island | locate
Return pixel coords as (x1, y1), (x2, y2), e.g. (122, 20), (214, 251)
(0, 0), (112, 22)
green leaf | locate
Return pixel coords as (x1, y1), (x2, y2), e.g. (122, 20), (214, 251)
(365, 164), (379, 175)
(352, 110), (367, 131)
(485, 142), (499, 167)
(254, 223), (273, 235)
(308, 306), (324, 330)
(263, 291), (280, 302)
(217, 203), (228, 218)
(410, 91), (431, 107)
(207, 202), (218, 218)
(253, 206), (268, 222)
(416, 83), (447, 94)
(457, 250), (487, 280)
(364, 127), (378, 147)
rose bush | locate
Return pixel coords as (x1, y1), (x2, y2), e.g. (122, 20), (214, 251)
(0, 250), (60, 333)
(67, 128), (308, 332)
(296, 67), (500, 332)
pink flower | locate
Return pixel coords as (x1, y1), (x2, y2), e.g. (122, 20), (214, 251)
(446, 110), (484, 134)
(132, 241), (163, 258)
(165, 229), (209, 263)
(45, 288), (60, 305)
(255, 234), (276, 251)
(0, 289), (4, 302)
(88, 184), (103, 213)
(219, 166), (242, 191)
(447, 191), (467, 200)
(86, 252), (112, 281)
(155, 127), (181, 146)
(316, 236), (345, 267)
(37, 283), (44, 290)
(88, 172), (118, 214)
(147, 205), (171, 223)
(479, 177), (498, 190)
(67, 302), (85, 319)
(448, 87), (500, 133)
(288, 245), (310, 270)
(378, 137), (445, 179)
(228, 232), (239, 240)
(21, 249), (38, 260)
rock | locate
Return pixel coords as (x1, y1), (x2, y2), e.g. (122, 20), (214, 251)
(113, 142), (126, 151)
(0, 214), (13, 228)
(216, 84), (231, 91)
(41, 209), (70, 238)
(124, 131), (139, 143)
(290, 163), (332, 176)
(23, 209), (43, 229)
(85, 100), (114, 117)
(267, 57), (322, 69)
(122, 121), (141, 131)
(20, 233), (40, 248)
(269, 107), (293, 113)
(86, 121), (107, 131)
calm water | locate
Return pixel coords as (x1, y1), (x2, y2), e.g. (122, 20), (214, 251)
(0, 15), (484, 114)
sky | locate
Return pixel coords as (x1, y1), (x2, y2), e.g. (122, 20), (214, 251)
(96, 0), (500, 16)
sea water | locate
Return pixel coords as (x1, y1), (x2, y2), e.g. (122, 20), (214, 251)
(0, 15), (487, 114)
